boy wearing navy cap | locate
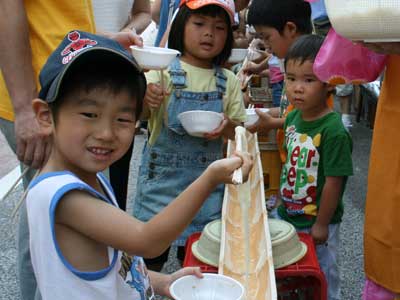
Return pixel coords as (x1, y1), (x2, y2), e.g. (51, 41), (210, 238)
(27, 30), (252, 299)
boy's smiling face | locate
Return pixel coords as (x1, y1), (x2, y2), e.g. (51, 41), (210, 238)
(49, 88), (136, 180)
(285, 59), (333, 119)
(254, 24), (297, 59)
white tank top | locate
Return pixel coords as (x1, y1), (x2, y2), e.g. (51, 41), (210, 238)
(26, 171), (154, 300)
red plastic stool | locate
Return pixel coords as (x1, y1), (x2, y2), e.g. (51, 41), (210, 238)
(183, 232), (218, 273)
(275, 233), (327, 300)
(184, 232), (327, 300)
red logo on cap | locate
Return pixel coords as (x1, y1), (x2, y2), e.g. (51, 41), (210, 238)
(61, 31), (98, 64)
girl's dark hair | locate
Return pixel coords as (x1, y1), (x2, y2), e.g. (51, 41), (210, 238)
(284, 34), (324, 69)
(168, 5), (233, 66)
(51, 53), (146, 120)
(247, 0), (312, 34)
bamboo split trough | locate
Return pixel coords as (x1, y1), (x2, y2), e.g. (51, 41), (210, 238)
(219, 128), (277, 300)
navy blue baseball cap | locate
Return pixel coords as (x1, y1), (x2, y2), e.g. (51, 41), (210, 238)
(38, 30), (146, 102)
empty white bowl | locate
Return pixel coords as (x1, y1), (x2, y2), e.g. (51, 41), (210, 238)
(130, 46), (180, 70)
(228, 48), (248, 63)
(244, 108), (270, 127)
(170, 273), (244, 300)
(178, 110), (223, 137)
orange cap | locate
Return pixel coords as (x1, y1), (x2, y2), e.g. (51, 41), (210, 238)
(179, 0), (235, 24)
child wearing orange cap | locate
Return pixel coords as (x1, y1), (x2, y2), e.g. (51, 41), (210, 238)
(133, 0), (246, 271)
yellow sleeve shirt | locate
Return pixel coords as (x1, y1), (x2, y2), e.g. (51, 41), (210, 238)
(0, 0), (95, 121)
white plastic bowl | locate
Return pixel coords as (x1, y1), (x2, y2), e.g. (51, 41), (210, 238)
(130, 46), (180, 69)
(228, 48), (248, 63)
(169, 273), (244, 300)
(178, 110), (223, 137)
(244, 108), (270, 127)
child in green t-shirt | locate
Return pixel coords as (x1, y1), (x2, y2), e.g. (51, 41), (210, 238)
(278, 35), (353, 300)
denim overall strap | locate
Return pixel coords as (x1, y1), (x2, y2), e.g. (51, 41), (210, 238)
(169, 58), (187, 90)
(214, 66), (227, 96)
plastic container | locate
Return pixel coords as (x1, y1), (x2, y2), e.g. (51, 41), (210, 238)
(169, 273), (245, 300)
(130, 46), (180, 69)
(249, 87), (273, 103)
(275, 233), (327, 300)
(178, 110), (223, 137)
(244, 108), (270, 127)
(325, 0), (400, 42)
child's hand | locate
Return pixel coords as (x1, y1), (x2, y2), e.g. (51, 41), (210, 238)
(161, 267), (203, 298)
(144, 83), (168, 109)
(311, 222), (329, 245)
(246, 108), (275, 133)
(203, 114), (228, 140)
(207, 151), (253, 185)
(242, 61), (263, 76)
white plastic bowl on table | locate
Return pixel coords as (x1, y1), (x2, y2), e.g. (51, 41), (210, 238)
(169, 273), (245, 300)
(178, 110), (223, 137)
(228, 48), (248, 63)
(130, 46), (180, 69)
(325, 0), (400, 42)
(244, 108), (270, 127)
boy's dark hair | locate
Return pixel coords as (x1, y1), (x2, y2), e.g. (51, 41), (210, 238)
(50, 53), (145, 121)
(168, 5), (233, 66)
(247, 0), (312, 34)
(284, 34), (324, 69)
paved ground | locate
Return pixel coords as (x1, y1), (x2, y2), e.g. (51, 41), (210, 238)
(0, 132), (18, 179)
(0, 118), (371, 299)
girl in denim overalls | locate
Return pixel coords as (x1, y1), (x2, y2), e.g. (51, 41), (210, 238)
(133, 0), (246, 270)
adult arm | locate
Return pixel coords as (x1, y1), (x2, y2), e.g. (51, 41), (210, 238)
(360, 42), (400, 55)
(151, 0), (162, 25)
(0, 0), (51, 168)
(121, 0), (151, 34)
